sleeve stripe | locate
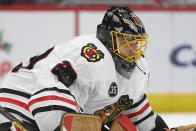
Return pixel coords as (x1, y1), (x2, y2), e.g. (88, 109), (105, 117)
(32, 87), (74, 97)
(130, 94), (147, 109)
(0, 88), (31, 98)
(31, 105), (77, 116)
(133, 111), (154, 125)
(28, 95), (80, 112)
(127, 102), (150, 118)
(0, 97), (29, 111)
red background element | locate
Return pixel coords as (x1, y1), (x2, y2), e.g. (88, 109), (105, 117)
(0, 61), (12, 78)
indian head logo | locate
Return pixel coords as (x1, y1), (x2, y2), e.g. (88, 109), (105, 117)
(0, 31), (12, 53)
(81, 43), (104, 62)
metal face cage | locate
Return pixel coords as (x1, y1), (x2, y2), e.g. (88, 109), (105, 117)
(111, 31), (149, 63)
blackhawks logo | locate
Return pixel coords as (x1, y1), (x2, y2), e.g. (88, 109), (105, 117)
(81, 43), (104, 62)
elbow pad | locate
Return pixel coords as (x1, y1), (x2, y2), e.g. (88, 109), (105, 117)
(151, 115), (169, 131)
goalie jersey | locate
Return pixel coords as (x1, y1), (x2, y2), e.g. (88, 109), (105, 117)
(0, 34), (156, 131)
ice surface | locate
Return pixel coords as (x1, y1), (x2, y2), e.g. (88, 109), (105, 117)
(159, 113), (196, 128)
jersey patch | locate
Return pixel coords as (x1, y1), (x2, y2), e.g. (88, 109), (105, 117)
(51, 61), (77, 87)
(108, 82), (118, 97)
(81, 43), (104, 62)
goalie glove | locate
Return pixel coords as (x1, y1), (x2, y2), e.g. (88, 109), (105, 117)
(165, 124), (196, 131)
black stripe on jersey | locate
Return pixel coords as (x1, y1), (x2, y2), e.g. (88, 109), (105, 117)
(126, 94), (147, 110)
(32, 105), (77, 116)
(4, 107), (36, 124)
(133, 111), (154, 125)
(32, 87), (75, 98)
(0, 88), (31, 99)
(0, 122), (12, 128)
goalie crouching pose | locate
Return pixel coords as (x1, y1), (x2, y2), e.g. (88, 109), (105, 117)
(0, 6), (195, 131)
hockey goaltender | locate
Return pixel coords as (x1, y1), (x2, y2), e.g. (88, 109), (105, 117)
(0, 6), (196, 131)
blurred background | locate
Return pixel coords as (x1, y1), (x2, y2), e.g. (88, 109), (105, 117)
(0, 0), (196, 127)
(1, 0), (196, 6)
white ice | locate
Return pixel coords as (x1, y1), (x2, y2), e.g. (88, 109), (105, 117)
(159, 113), (196, 128)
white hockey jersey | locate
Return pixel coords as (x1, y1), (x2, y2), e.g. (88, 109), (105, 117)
(0, 34), (156, 131)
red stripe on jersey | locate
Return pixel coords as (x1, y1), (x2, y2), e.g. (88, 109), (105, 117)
(28, 95), (80, 112)
(127, 102), (150, 118)
(0, 97), (29, 111)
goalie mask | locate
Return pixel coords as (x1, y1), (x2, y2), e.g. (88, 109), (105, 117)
(97, 6), (149, 78)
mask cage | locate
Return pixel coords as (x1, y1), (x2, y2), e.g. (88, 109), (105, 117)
(111, 31), (149, 63)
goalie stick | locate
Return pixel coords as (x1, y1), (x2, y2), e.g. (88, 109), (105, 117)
(0, 105), (33, 131)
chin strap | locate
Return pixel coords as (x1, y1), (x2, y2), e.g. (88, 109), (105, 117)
(135, 63), (146, 75)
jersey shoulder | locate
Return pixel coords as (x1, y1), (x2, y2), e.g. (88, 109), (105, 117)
(75, 35), (117, 80)
(54, 34), (116, 81)
(54, 34), (109, 58)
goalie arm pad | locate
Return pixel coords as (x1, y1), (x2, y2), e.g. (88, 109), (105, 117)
(151, 114), (169, 131)
(60, 113), (102, 131)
